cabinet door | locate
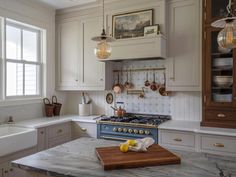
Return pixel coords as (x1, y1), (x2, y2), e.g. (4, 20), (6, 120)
(72, 122), (97, 139)
(80, 16), (105, 89)
(37, 128), (46, 152)
(166, 0), (201, 91)
(56, 20), (81, 90)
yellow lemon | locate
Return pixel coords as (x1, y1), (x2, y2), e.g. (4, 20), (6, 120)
(119, 143), (129, 153)
(127, 139), (137, 146)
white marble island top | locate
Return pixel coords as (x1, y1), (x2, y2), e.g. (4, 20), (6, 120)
(12, 138), (236, 177)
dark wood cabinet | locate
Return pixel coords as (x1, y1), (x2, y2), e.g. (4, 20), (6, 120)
(202, 0), (236, 128)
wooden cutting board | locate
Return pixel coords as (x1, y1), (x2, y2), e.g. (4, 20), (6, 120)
(96, 144), (181, 170)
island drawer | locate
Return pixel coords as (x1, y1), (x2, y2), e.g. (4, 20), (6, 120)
(48, 122), (71, 139)
(160, 130), (195, 148)
(201, 135), (236, 156)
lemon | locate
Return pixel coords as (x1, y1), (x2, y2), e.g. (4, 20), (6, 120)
(127, 139), (137, 146)
(120, 143), (129, 153)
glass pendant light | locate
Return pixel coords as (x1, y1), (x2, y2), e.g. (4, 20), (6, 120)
(91, 0), (115, 59)
(211, 0), (236, 49)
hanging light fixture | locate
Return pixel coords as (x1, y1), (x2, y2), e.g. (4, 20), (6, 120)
(211, 0), (236, 49)
(91, 0), (115, 59)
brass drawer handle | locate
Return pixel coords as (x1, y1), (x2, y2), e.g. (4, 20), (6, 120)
(81, 128), (87, 132)
(174, 138), (182, 142)
(217, 113), (226, 118)
(213, 143), (225, 148)
(57, 129), (63, 133)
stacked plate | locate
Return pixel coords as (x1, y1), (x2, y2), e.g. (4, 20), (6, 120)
(213, 58), (233, 70)
(213, 76), (233, 88)
(213, 93), (232, 102)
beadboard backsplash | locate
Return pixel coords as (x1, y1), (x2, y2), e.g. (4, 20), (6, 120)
(65, 61), (201, 121)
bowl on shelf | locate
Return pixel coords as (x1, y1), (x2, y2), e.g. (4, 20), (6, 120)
(212, 93), (232, 102)
(213, 76), (233, 88)
(213, 58), (233, 70)
(218, 46), (232, 54)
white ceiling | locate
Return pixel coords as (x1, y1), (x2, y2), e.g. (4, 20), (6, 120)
(38, 0), (97, 9)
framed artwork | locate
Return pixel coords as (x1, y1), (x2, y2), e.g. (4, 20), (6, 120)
(144, 25), (160, 37)
(112, 9), (153, 39)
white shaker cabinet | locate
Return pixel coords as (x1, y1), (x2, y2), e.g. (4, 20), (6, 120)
(56, 20), (81, 90)
(166, 0), (201, 91)
(56, 16), (112, 91)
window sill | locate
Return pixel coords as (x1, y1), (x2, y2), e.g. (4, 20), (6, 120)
(0, 98), (43, 107)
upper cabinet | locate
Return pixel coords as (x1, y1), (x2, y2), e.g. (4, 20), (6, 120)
(56, 16), (112, 91)
(166, 0), (201, 91)
(202, 0), (236, 128)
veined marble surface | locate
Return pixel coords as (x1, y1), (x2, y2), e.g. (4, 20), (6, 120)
(12, 138), (236, 177)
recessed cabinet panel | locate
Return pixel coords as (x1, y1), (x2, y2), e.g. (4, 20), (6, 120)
(57, 21), (80, 89)
(166, 0), (201, 91)
(81, 17), (105, 88)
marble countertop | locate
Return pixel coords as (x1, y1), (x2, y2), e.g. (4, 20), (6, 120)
(159, 120), (236, 137)
(14, 115), (99, 128)
(12, 138), (236, 177)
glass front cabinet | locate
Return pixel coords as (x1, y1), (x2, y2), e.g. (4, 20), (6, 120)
(202, 0), (236, 128)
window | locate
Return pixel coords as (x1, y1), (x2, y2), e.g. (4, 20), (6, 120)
(4, 20), (43, 98)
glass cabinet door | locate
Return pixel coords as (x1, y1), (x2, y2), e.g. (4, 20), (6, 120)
(209, 30), (234, 105)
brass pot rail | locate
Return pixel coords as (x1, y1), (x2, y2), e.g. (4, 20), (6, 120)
(113, 67), (166, 73)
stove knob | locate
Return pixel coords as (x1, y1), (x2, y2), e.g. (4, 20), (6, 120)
(128, 129), (133, 133)
(118, 128), (123, 132)
(123, 128), (128, 133)
(145, 130), (150, 135)
(139, 130), (144, 135)
(134, 129), (139, 134)
(113, 127), (118, 132)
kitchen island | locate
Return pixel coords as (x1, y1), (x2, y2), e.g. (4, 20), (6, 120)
(12, 138), (236, 177)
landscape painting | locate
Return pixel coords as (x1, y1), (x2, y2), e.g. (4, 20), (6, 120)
(112, 9), (153, 39)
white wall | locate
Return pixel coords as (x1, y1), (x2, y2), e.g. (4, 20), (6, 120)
(0, 0), (67, 122)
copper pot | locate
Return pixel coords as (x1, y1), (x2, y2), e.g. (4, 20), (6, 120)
(111, 106), (126, 117)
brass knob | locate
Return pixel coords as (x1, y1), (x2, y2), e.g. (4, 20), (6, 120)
(174, 138), (182, 142)
(75, 79), (78, 82)
(4, 170), (8, 173)
(128, 129), (133, 133)
(217, 113), (226, 118)
(57, 129), (63, 133)
(40, 131), (44, 134)
(213, 143), (224, 148)
(113, 127), (118, 132)
(134, 129), (139, 134)
(9, 168), (13, 172)
(139, 130), (144, 135)
(144, 130), (150, 135)
(123, 128), (128, 133)
(118, 128), (123, 132)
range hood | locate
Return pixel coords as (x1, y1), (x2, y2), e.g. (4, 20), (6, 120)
(101, 34), (166, 61)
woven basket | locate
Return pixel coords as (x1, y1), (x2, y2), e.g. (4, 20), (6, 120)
(43, 98), (54, 117)
(52, 95), (62, 116)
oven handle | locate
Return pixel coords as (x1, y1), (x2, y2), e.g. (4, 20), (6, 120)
(100, 136), (128, 141)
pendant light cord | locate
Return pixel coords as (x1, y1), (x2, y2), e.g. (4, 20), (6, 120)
(103, 0), (105, 30)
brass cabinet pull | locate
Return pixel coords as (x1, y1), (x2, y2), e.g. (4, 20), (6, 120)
(9, 168), (13, 172)
(4, 170), (8, 173)
(169, 77), (175, 80)
(217, 114), (226, 118)
(57, 129), (63, 133)
(174, 138), (182, 142)
(213, 143), (225, 148)
(40, 131), (44, 134)
(81, 128), (87, 132)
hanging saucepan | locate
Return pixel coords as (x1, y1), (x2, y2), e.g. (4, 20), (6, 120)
(112, 72), (123, 94)
(159, 72), (171, 96)
(124, 70), (132, 89)
(150, 73), (158, 91)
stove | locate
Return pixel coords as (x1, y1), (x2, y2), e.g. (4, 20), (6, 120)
(97, 113), (171, 143)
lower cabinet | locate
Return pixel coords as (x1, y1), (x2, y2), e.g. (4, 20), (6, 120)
(37, 122), (72, 151)
(72, 121), (97, 139)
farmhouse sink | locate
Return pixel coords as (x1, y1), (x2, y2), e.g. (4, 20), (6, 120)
(0, 124), (37, 157)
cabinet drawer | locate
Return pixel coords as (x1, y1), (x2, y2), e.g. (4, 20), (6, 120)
(48, 134), (71, 148)
(48, 122), (71, 139)
(205, 109), (236, 120)
(201, 135), (236, 155)
(161, 130), (195, 148)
